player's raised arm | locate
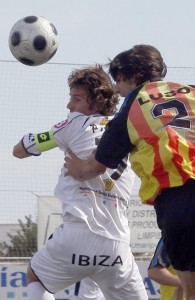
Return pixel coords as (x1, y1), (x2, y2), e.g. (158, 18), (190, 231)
(64, 148), (106, 181)
(13, 132), (44, 159)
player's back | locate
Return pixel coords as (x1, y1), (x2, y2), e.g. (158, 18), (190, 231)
(128, 81), (195, 202)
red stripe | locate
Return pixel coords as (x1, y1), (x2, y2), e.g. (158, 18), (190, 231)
(188, 145), (195, 174)
(165, 83), (195, 180)
(130, 82), (195, 189)
(167, 128), (189, 184)
(183, 88), (195, 175)
(146, 82), (193, 184)
(129, 98), (170, 187)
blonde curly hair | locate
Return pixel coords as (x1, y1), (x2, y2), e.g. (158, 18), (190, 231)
(68, 65), (119, 116)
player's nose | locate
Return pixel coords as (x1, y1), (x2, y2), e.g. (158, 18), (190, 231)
(66, 100), (73, 110)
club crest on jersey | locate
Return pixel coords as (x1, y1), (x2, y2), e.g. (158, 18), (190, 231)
(37, 132), (51, 143)
(100, 118), (109, 126)
(103, 179), (114, 191)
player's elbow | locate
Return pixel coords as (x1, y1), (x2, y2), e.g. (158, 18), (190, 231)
(148, 268), (156, 280)
(148, 267), (161, 282)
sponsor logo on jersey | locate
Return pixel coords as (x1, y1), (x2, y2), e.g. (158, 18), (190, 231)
(71, 254), (123, 266)
(100, 118), (109, 125)
(37, 132), (50, 143)
(54, 119), (68, 129)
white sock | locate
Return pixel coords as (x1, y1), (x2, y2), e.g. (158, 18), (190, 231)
(27, 282), (55, 300)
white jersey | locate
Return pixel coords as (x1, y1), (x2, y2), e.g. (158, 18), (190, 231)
(23, 112), (135, 244)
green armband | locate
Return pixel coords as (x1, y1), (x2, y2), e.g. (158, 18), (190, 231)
(34, 131), (57, 152)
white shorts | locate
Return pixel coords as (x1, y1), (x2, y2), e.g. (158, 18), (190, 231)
(69, 278), (106, 300)
(31, 215), (148, 300)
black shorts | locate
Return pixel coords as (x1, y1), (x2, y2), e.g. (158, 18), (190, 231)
(154, 179), (195, 271)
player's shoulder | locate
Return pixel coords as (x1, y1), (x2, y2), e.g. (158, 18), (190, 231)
(51, 112), (87, 132)
(67, 112), (113, 128)
(86, 114), (113, 126)
(51, 112), (113, 133)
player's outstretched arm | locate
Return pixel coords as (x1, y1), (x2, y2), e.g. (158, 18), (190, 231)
(64, 148), (106, 181)
(13, 140), (32, 159)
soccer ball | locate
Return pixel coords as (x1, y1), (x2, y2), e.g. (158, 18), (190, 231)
(8, 16), (59, 66)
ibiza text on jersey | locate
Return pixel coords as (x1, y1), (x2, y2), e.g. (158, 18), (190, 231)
(71, 254), (123, 266)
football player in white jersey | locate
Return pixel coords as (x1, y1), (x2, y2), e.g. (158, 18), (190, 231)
(13, 65), (148, 300)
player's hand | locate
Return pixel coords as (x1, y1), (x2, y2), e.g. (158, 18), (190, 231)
(65, 148), (106, 180)
(64, 148), (86, 180)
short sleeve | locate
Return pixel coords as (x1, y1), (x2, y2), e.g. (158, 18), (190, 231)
(95, 99), (135, 169)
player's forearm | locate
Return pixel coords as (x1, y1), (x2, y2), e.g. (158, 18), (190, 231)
(79, 157), (106, 180)
(148, 267), (183, 287)
(64, 150), (106, 181)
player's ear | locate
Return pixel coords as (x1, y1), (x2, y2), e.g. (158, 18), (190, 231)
(86, 95), (92, 104)
(87, 96), (96, 111)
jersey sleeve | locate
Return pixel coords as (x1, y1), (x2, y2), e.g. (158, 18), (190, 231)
(22, 130), (58, 155)
(95, 96), (135, 169)
(34, 131), (57, 152)
(21, 113), (87, 156)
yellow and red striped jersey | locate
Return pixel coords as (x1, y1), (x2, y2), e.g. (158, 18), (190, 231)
(128, 81), (195, 203)
(96, 81), (195, 204)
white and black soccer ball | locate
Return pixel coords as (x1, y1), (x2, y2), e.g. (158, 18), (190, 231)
(8, 16), (59, 66)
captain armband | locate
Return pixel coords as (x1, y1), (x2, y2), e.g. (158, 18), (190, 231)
(34, 130), (57, 152)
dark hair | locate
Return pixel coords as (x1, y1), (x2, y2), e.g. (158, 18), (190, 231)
(68, 65), (119, 116)
(109, 45), (167, 85)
